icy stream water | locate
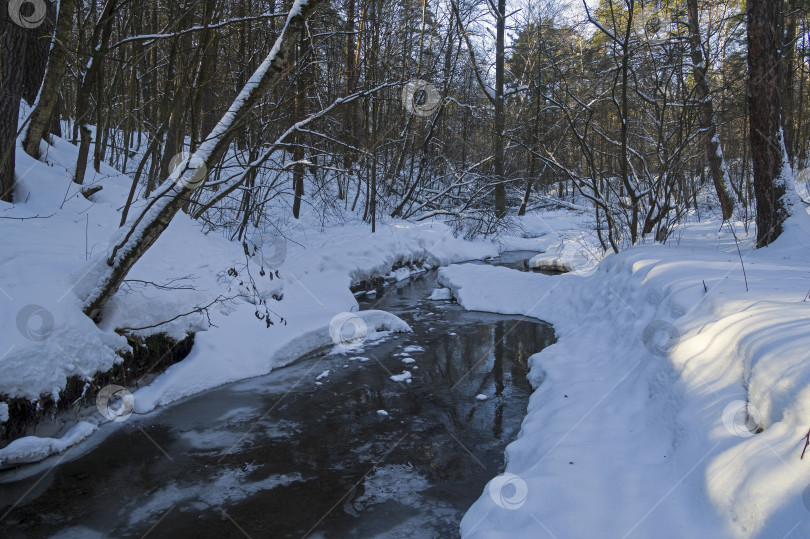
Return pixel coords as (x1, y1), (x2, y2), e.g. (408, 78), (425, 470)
(0, 253), (555, 538)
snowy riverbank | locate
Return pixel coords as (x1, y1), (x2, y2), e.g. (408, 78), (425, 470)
(441, 213), (810, 538)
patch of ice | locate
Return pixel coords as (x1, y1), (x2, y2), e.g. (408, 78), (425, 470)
(214, 406), (256, 424)
(126, 467), (302, 526)
(353, 464), (429, 507)
(428, 287), (452, 300)
(178, 419), (298, 453)
(390, 371), (412, 382)
(50, 527), (107, 539)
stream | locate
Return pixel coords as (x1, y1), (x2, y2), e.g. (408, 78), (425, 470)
(0, 253), (556, 538)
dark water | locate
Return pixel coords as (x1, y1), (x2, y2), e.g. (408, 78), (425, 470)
(0, 254), (555, 538)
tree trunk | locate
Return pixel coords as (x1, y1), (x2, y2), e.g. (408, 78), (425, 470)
(292, 23), (309, 219)
(193, 0), (220, 147)
(369, 0), (381, 232)
(519, 41), (544, 218)
(783, 0), (797, 165)
(73, 0), (117, 185)
(686, 0), (735, 220)
(493, 0), (506, 218)
(620, 1), (639, 244)
(342, 0), (357, 201)
(23, 0), (77, 158)
(20, 2), (55, 106)
(748, 0), (800, 247)
(49, 94), (62, 137)
(0, 9), (29, 202)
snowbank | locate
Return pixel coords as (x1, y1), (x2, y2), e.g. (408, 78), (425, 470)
(443, 214), (810, 538)
(0, 422), (96, 468)
(133, 310), (410, 412)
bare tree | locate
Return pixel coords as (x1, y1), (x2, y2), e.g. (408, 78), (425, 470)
(686, 0), (735, 220)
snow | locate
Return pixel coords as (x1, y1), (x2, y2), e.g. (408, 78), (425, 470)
(529, 239), (591, 272)
(402, 345), (425, 354)
(527, 254), (575, 272)
(390, 371), (412, 383)
(389, 267), (412, 282)
(315, 370), (330, 381)
(376, 409), (389, 416)
(428, 287), (452, 300)
(475, 394), (489, 401)
(0, 422), (96, 468)
(439, 208), (810, 538)
(401, 357), (416, 364)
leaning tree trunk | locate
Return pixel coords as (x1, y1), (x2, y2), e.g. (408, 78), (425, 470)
(23, 0), (77, 159)
(748, 0), (801, 247)
(687, 0), (735, 221)
(81, 0), (324, 323)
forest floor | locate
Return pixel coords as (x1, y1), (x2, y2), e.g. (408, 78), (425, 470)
(3, 132), (810, 537)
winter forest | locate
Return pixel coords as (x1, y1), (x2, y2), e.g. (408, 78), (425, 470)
(2, 0), (810, 536)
